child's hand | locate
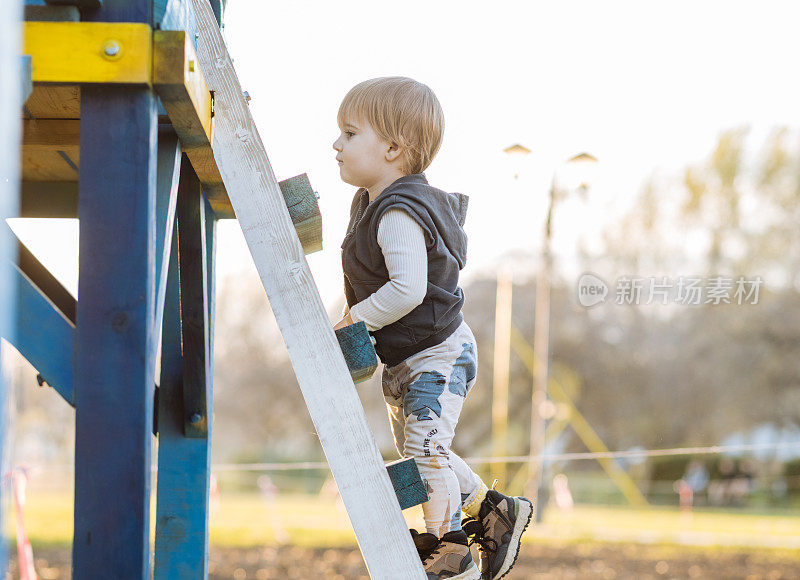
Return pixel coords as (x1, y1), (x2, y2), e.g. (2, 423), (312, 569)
(333, 312), (354, 330)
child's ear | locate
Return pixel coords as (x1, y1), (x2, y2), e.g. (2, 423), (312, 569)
(385, 142), (402, 163)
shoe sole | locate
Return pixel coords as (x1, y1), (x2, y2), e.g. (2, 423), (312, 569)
(491, 497), (533, 580)
(450, 560), (481, 580)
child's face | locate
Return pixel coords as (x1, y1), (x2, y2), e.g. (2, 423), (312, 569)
(332, 117), (397, 190)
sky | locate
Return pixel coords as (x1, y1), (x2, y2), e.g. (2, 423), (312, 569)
(11, 0), (800, 315)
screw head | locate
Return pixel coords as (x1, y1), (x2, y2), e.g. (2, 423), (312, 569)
(104, 41), (120, 57)
(190, 413), (203, 424)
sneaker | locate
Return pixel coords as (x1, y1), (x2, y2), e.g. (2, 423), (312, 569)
(461, 490), (533, 580)
(410, 529), (481, 579)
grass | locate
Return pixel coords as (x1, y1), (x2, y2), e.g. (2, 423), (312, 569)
(4, 490), (800, 557)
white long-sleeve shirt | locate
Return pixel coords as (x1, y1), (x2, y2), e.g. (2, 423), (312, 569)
(346, 209), (428, 331)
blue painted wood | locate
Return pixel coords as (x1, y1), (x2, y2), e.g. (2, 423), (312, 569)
(210, 0), (222, 26)
(158, 0), (197, 46)
(74, 0), (156, 574)
(13, 265), (75, 406)
(21, 56), (32, 102)
(335, 321), (378, 383)
(176, 156), (211, 438)
(17, 240), (76, 323)
(82, 0), (145, 24)
(154, 189), (215, 580)
(43, 0), (102, 8)
(72, 82), (158, 579)
(204, 195), (216, 377)
(386, 458), (429, 510)
(154, 126), (181, 366)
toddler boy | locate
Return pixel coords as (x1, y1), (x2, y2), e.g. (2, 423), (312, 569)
(332, 76), (532, 580)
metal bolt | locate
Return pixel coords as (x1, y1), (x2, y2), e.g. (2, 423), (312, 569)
(195, 32), (200, 39)
(314, 191), (320, 200)
(104, 41), (120, 57)
(243, 91), (251, 103)
(190, 413), (203, 424)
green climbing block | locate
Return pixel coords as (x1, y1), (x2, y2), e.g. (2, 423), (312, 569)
(386, 458), (429, 510)
(278, 173), (322, 254)
(335, 321), (378, 383)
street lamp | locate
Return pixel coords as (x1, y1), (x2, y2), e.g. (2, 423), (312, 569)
(503, 146), (598, 521)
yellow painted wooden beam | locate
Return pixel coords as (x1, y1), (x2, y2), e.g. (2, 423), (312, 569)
(153, 30), (214, 147)
(24, 22), (152, 84)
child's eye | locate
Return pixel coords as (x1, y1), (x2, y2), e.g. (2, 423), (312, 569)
(345, 131), (355, 138)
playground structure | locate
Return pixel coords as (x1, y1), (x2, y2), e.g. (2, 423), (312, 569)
(0, 0), (428, 578)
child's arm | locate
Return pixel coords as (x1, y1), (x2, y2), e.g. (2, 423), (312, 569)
(335, 209), (427, 331)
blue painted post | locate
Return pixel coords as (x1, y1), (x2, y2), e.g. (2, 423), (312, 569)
(1, 0), (23, 571)
(154, 157), (216, 580)
(73, 84), (158, 576)
(73, 1), (158, 575)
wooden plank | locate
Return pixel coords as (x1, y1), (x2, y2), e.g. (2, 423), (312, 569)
(279, 173), (322, 254)
(22, 118), (78, 148)
(191, 1), (425, 576)
(154, 192), (215, 580)
(386, 458), (429, 510)
(24, 22), (152, 84)
(72, 81), (158, 579)
(24, 85), (80, 119)
(13, 264), (75, 406)
(21, 147), (79, 180)
(335, 321), (378, 383)
(24, 5), (80, 21)
(20, 181), (78, 217)
(154, 30), (214, 148)
(177, 155), (211, 438)
(154, 126), (182, 367)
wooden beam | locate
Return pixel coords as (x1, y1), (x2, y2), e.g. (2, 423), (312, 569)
(72, 81), (158, 579)
(177, 156), (211, 438)
(191, 1), (425, 576)
(24, 4), (80, 22)
(153, 127), (182, 368)
(21, 181), (78, 217)
(154, 30), (213, 149)
(13, 264), (75, 406)
(335, 321), (378, 383)
(279, 173), (322, 254)
(24, 85), (80, 119)
(24, 22), (152, 84)
(22, 118), (79, 148)
(154, 190), (215, 580)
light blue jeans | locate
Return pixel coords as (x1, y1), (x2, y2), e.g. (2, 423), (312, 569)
(383, 320), (484, 536)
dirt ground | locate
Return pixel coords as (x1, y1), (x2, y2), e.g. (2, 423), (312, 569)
(6, 543), (800, 579)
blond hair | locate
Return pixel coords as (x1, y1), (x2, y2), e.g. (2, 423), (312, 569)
(337, 77), (444, 175)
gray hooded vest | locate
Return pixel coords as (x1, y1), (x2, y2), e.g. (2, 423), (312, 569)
(341, 173), (469, 367)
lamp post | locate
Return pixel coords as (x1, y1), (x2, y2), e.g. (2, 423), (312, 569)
(504, 146), (598, 521)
